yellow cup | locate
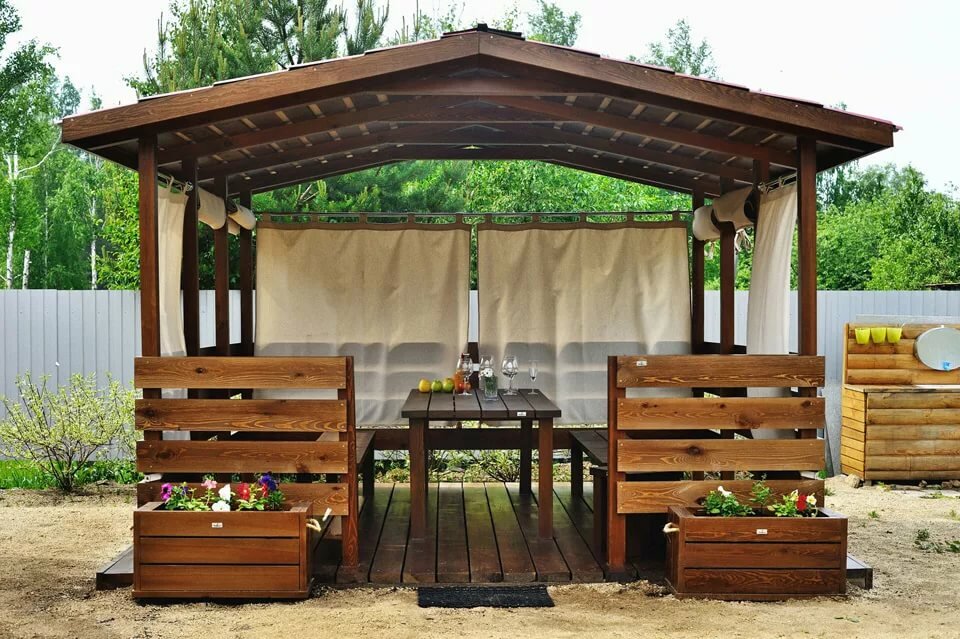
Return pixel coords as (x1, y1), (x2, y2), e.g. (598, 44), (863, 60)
(886, 327), (902, 344)
(855, 327), (870, 345)
(870, 327), (886, 343)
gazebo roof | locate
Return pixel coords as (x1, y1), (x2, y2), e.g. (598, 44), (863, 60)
(61, 25), (898, 197)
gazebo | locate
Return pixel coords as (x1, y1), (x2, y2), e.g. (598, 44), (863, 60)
(63, 26), (897, 593)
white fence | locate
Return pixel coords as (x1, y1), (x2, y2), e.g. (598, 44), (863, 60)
(3, 289), (960, 472)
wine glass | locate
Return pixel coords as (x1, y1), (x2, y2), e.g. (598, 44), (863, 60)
(458, 354), (473, 395)
(501, 355), (519, 395)
(528, 360), (539, 395)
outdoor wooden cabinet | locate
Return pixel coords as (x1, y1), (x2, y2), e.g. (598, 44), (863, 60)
(664, 506), (847, 600)
(134, 502), (315, 599)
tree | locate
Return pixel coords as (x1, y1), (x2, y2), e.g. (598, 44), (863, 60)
(640, 19), (718, 78)
(527, 0), (580, 46)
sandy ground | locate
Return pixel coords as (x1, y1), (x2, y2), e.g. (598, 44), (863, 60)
(1, 478), (960, 639)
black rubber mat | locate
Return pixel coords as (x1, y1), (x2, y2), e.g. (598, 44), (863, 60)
(417, 585), (555, 608)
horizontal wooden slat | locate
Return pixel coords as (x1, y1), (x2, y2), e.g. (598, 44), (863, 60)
(841, 435), (864, 453)
(847, 354), (926, 370)
(136, 508), (301, 537)
(841, 416), (865, 433)
(681, 568), (843, 594)
(840, 445), (864, 463)
(841, 405), (866, 422)
(682, 515), (845, 543)
(846, 338), (915, 355)
(138, 481), (349, 516)
(840, 457), (864, 475)
(847, 369), (960, 386)
(135, 356), (346, 389)
(617, 397), (824, 430)
(863, 470), (960, 480)
(616, 355), (824, 388)
(135, 398), (347, 431)
(617, 439), (824, 472)
(136, 440), (348, 473)
(868, 392), (960, 410)
(138, 565), (300, 592)
(866, 440), (960, 457)
(866, 455), (960, 472)
(139, 537), (301, 565)
(867, 408), (960, 425)
(616, 479), (824, 514)
(683, 543), (842, 569)
(866, 424), (960, 441)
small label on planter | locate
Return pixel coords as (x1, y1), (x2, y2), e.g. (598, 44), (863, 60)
(756, 528), (768, 535)
(212, 522), (223, 529)
(517, 411), (527, 417)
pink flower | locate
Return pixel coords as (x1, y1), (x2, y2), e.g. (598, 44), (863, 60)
(201, 478), (218, 491)
(160, 483), (173, 501)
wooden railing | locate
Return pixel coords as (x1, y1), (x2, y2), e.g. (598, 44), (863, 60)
(133, 355), (358, 570)
(606, 354), (826, 569)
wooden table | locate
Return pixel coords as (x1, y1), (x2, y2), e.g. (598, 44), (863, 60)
(400, 388), (561, 540)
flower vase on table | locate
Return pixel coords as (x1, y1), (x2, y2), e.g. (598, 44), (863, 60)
(479, 356), (498, 400)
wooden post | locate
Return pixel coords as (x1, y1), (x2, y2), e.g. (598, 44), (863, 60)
(214, 176), (231, 357)
(538, 417), (554, 539)
(691, 187), (705, 354)
(181, 159), (200, 358)
(719, 178), (736, 354)
(606, 356), (627, 575)
(340, 356), (359, 568)
(797, 138), (818, 440)
(138, 136), (162, 443)
(238, 191), (254, 358)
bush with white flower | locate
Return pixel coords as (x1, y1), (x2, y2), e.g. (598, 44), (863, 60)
(700, 479), (819, 518)
(160, 474), (285, 512)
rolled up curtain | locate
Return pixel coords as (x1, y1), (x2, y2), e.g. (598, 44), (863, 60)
(746, 184), (798, 440)
(227, 218), (241, 236)
(692, 205), (721, 241)
(712, 186), (757, 230)
(197, 189), (226, 229)
(229, 203), (256, 230)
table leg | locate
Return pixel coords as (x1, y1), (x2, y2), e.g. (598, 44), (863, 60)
(519, 418), (532, 495)
(409, 418), (427, 539)
(571, 440), (583, 498)
(538, 417), (554, 539)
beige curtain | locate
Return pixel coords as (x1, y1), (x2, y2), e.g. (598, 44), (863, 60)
(255, 225), (470, 424)
(747, 184), (798, 439)
(478, 225), (691, 424)
(158, 185), (188, 358)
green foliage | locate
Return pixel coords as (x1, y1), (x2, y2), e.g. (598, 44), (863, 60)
(527, 0), (580, 46)
(0, 374), (137, 492)
(914, 528), (960, 553)
(702, 486), (754, 517)
(868, 510), (880, 519)
(0, 459), (140, 489)
(638, 19), (718, 78)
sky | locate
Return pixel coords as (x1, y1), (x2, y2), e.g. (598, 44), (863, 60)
(9, 0), (959, 191)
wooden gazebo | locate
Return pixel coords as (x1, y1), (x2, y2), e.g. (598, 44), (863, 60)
(64, 26), (897, 589)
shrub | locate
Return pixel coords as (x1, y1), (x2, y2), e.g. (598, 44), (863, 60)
(0, 373), (136, 492)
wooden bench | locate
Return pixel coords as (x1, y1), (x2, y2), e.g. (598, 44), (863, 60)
(357, 431), (375, 500)
(570, 430), (609, 556)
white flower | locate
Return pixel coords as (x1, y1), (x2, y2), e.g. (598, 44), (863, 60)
(212, 500), (231, 512)
(717, 486), (731, 497)
(218, 484), (232, 501)
(480, 368), (493, 378)
(807, 495), (817, 506)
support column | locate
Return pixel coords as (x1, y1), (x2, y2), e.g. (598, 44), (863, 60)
(606, 356), (627, 574)
(718, 178), (736, 354)
(691, 187), (705, 354)
(214, 176), (231, 358)
(238, 191), (254, 358)
(181, 159), (200, 358)
(137, 136), (161, 443)
(797, 138), (819, 440)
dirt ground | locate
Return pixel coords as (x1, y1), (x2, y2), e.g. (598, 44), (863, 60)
(1, 478), (959, 639)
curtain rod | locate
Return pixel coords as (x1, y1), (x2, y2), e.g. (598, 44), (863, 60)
(158, 172), (193, 193)
(759, 172), (797, 193)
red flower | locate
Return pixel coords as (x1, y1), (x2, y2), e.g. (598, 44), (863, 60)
(237, 483), (251, 501)
(797, 494), (808, 512)
(260, 483), (270, 498)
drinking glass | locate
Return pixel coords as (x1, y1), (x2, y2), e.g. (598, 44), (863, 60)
(501, 355), (519, 395)
(528, 360), (539, 395)
(458, 354), (473, 395)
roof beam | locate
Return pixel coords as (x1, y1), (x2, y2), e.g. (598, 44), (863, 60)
(477, 36), (895, 150)
(488, 96), (798, 168)
(198, 121), (755, 182)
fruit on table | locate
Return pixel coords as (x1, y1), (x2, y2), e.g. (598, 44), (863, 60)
(431, 379), (443, 393)
(418, 378), (431, 393)
(442, 377), (455, 393)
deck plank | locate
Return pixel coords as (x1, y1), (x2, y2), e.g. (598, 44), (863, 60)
(368, 485), (411, 584)
(548, 489), (605, 582)
(506, 483), (570, 581)
(336, 484), (394, 583)
(485, 483), (537, 582)
(436, 483), (471, 582)
(402, 483), (438, 583)
(463, 483), (502, 582)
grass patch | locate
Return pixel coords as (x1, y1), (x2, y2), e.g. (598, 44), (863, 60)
(0, 459), (140, 490)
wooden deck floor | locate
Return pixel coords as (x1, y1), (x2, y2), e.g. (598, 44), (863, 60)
(317, 482), (607, 584)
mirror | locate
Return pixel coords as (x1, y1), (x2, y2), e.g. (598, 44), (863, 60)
(915, 326), (960, 371)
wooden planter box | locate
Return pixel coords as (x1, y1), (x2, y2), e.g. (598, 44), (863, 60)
(134, 501), (314, 600)
(665, 505), (847, 600)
